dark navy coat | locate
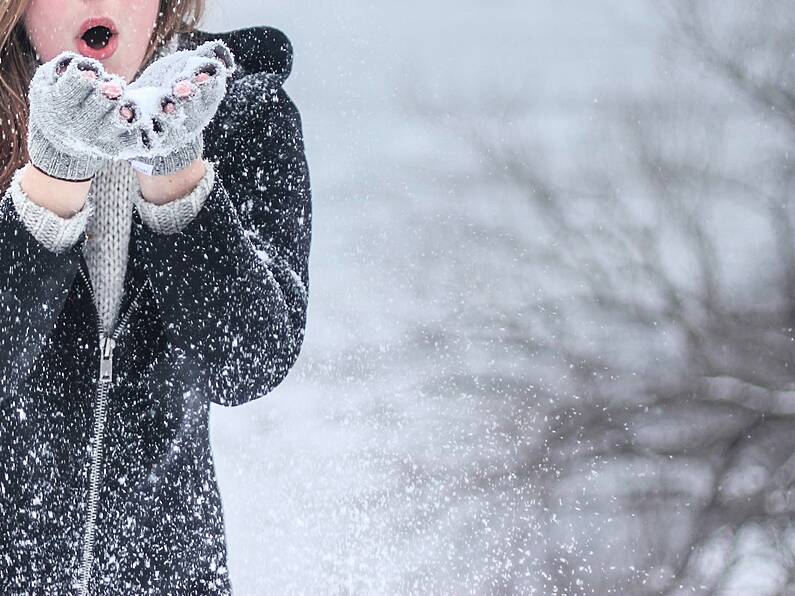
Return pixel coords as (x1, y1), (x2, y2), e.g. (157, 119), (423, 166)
(0, 25), (312, 595)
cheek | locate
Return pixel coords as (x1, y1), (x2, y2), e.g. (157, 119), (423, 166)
(23, 0), (75, 62)
(127, 0), (160, 47)
(115, 0), (160, 74)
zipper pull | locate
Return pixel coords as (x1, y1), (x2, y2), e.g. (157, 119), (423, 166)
(99, 337), (116, 383)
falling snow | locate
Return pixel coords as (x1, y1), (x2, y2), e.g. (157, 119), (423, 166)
(4, 0), (793, 594)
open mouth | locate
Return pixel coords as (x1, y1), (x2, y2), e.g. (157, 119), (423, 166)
(82, 25), (113, 50)
(77, 18), (118, 60)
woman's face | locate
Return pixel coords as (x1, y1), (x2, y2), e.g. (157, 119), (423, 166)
(23, 0), (160, 81)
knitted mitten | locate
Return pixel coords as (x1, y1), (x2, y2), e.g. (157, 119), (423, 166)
(122, 40), (236, 176)
(27, 52), (140, 181)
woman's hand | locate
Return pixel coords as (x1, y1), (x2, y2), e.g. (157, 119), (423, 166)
(121, 40), (236, 177)
(26, 52), (142, 181)
(22, 41), (235, 213)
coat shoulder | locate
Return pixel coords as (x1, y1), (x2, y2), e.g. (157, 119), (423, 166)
(178, 25), (294, 87)
(194, 25), (305, 169)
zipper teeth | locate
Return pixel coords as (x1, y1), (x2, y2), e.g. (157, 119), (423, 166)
(77, 380), (110, 595)
(76, 261), (147, 595)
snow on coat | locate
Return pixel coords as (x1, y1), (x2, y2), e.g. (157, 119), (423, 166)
(0, 25), (312, 595)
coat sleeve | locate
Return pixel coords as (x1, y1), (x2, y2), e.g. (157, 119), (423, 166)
(132, 72), (312, 408)
(0, 174), (88, 404)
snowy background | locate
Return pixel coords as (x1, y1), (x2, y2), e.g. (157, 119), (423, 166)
(200, 2), (795, 594)
(205, 1), (657, 593)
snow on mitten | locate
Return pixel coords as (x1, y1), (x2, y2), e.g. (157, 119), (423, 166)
(122, 40), (236, 176)
(27, 52), (140, 181)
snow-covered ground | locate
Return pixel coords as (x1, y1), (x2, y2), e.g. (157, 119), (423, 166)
(203, 2), (662, 593)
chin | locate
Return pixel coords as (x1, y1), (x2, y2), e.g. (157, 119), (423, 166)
(102, 60), (132, 81)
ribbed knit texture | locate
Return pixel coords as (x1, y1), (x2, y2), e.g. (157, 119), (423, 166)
(26, 34), (182, 182)
(9, 166), (95, 250)
(85, 160), (137, 335)
(132, 159), (215, 235)
(7, 159), (214, 334)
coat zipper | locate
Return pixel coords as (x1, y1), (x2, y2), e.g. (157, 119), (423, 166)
(75, 261), (147, 596)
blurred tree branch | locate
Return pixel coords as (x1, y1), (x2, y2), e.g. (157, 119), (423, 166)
(403, 0), (795, 593)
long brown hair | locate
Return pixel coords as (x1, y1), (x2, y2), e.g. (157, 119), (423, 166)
(0, 0), (205, 192)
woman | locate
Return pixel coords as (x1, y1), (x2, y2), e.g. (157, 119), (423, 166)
(0, 0), (312, 593)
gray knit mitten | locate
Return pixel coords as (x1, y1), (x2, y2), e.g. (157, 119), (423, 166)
(27, 52), (142, 181)
(122, 40), (236, 176)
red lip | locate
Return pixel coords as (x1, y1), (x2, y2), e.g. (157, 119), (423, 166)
(78, 17), (117, 39)
(76, 17), (118, 60)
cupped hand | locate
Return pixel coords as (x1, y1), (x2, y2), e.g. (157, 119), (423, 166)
(27, 51), (139, 179)
(116, 40), (236, 174)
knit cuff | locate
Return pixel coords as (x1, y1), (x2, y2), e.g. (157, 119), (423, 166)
(132, 159), (215, 235)
(128, 135), (204, 177)
(8, 167), (95, 255)
(27, 124), (105, 181)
